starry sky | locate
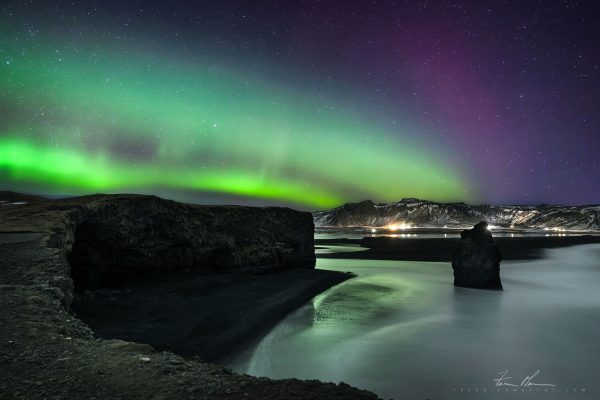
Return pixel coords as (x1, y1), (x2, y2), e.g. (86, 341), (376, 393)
(1, 1), (599, 209)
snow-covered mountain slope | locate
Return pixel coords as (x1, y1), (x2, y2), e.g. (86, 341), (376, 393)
(313, 199), (600, 231)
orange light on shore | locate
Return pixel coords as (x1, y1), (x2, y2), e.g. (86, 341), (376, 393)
(386, 223), (411, 231)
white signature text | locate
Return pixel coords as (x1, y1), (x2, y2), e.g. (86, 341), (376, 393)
(493, 370), (556, 388)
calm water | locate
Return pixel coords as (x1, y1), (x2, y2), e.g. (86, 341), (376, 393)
(228, 245), (600, 399)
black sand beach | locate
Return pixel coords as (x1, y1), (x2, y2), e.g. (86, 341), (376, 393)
(74, 269), (353, 363)
(73, 232), (600, 364)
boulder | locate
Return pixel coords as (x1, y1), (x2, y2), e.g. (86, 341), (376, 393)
(451, 221), (502, 290)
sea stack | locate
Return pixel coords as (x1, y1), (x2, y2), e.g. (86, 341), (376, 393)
(451, 221), (503, 290)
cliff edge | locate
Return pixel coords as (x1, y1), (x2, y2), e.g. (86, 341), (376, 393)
(0, 193), (378, 399)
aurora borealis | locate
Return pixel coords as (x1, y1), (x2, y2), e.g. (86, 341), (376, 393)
(1, 1), (599, 208)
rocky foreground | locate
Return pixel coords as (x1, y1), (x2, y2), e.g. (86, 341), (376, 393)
(0, 192), (379, 400)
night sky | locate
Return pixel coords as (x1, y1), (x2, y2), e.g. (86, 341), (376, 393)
(1, 1), (599, 209)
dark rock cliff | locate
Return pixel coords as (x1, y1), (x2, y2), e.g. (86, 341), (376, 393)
(0, 193), (377, 399)
(451, 221), (503, 290)
(1, 193), (315, 288)
(64, 195), (315, 287)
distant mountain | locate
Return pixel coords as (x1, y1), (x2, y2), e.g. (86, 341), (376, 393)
(313, 199), (600, 231)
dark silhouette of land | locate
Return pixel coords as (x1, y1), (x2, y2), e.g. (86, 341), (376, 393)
(316, 235), (600, 261)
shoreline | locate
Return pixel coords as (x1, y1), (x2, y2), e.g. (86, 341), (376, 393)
(316, 235), (600, 261)
(0, 239), (377, 400)
(74, 268), (354, 363)
(0, 193), (380, 399)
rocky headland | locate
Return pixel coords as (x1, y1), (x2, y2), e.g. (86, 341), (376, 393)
(0, 192), (378, 399)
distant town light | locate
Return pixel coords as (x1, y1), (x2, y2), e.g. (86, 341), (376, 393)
(386, 223), (411, 231)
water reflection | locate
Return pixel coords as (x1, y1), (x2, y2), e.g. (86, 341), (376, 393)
(228, 245), (600, 399)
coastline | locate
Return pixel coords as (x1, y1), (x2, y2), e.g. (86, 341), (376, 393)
(0, 194), (379, 400)
(316, 235), (600, 261)
(74, 268), (354, 363)
(0, 235), (372, 400)
(6, 191), (597, 399)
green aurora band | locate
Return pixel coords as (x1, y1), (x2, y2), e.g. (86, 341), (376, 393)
(0, 37), (473, 209)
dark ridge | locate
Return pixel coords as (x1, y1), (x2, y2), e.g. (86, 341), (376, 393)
(0, 190), (48, 202)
